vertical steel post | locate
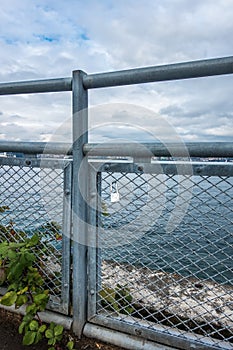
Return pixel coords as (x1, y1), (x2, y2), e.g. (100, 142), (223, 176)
(72, 70), (88, 337)
(61, 161), (72, 314)
(87, 165), (99, 320)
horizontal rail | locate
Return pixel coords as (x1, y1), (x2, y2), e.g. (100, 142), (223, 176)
(83, 323), (175, 350)
(89, 315), (227, 350)
(0, 156), (71, 169)
(0, 77), (72, 95)
(0, 141), (232, 158)
(1, 56), (233, 95)
(83, 56), (233, 89)
(84, 142), (233, 158)
(0, 141), (72, 154)
(93, 161), (233, 176)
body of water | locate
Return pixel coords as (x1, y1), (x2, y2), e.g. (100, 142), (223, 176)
(101, 172), (233, 285)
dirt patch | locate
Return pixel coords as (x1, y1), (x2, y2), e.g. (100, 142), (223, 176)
(0, 309), (123, 350)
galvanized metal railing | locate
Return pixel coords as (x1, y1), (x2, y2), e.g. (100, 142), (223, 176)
(1, 56), (233, 95)
(0, 55), (233, 350)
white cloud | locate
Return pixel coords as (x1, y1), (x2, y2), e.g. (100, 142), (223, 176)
(0, 0), (232, 142)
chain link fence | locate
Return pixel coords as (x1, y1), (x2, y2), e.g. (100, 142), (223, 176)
(89, 161), (233, 350)
(0, 156), (232, 348)
(0, 156), (71, 314)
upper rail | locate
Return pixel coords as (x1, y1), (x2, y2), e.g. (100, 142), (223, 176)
(0, 141), (233, 158)
(0, 56), (233, 95)
(0, 77), (72, 95)
(83, 55), (233, 89)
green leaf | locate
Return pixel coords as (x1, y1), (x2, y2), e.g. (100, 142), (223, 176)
(57, 334), (63, 342)
(67, 340), (74, 350)
(27, 234), (40, 247)
(19, 251), (35, 266)
(0, 291), (17, 306)
(0, 243), (9, 257)
(29, 320), (39, 331)
(17, 286), (28, 295)
(26, 303), (37, 315)
(7, 283), (18, 292)
(18, 321), (26, 334)
(48, 347), (56, 350)
(54, 324), (63, 336)
(34, 292), (49, 306)
(22, 313), (34, 323)
(48, 338), (56, 346)
(7, 249), (17, 259)
(6, 242), (25, 250)
(15, 294), (28, 308)
(34, 331), (43, 344)
(45, 329), (53, 339)
(39, 324), (47, 333)
(8, 262), (24, 281)
(23, 331), (36, 345)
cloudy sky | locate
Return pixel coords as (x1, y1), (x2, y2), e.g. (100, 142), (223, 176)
(0, 0), (233, 144)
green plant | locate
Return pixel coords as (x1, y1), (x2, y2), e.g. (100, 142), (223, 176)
(115, 284), (134, 314)
(0, 234), (74, 350)
(99, 284), (134, 315)
(0, 219), (63, 295)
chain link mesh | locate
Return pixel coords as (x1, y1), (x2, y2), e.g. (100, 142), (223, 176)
(97, 168), (233, 349)
(0, 158), (65, 306)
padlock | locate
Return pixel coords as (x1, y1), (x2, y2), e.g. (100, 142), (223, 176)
(110, 181), (120, 203)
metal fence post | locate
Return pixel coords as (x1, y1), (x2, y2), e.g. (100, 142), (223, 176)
(72, 70), (88, 337)
(60, 161), (72, 314)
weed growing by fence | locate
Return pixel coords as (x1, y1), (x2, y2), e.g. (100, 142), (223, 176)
(0, 233), (74, 350)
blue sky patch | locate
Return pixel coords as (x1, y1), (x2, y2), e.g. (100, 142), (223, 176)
(80, 32), (90, 41)
(35, 34), (60, 43)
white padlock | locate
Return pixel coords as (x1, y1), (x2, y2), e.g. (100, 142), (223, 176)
(110, 181), (120, 203)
